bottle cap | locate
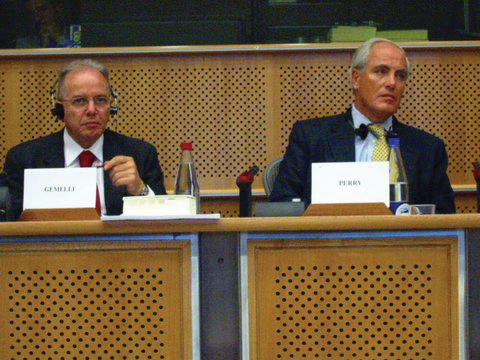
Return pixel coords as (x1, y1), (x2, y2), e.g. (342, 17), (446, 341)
(180, 142), (193, 151)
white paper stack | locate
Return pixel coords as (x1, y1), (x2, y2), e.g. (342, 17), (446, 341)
(122, 195), (197, 216)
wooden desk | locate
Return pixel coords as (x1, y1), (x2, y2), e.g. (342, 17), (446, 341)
(0, 214), (478, 359)
(0, 213), (479, 235)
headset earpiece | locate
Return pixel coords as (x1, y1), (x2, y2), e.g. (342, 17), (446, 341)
(109, 86), (119, 116)
(51, 102), (65, 120)
(50, 83), (64, 120)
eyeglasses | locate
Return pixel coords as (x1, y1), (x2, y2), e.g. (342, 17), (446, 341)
(60, 96), (111, 109)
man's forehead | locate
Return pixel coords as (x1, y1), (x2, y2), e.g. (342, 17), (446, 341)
(64, 68), (108, 86)
(66, 66), (104, 79)
(63, 68), (110, 94)
(367, 43), (407, 68)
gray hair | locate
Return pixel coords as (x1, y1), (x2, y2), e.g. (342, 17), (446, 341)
(56, 59), (110, 99)
(348, 38), (411, 85)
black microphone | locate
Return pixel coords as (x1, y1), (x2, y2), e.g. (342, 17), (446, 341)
(237, 165), (259, 217)
(354, 123), (369, 140)
(236, 165), (259, 184)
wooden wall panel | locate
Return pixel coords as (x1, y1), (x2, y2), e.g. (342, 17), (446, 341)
(454, 192), (478, 214)
(0, 45), (478, 216)
(274, 53), (353, 151)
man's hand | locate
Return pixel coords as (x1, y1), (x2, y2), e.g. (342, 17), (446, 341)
(104, 155), (145, 195)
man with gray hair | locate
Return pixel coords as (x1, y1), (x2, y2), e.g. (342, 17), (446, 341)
(3, 59), (166, 219)
(270, 38), (455, 213)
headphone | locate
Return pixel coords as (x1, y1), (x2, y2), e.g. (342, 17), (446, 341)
(50, 80), (119, 120)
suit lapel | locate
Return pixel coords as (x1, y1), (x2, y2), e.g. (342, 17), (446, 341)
(102, 130), (125, 213)
(323, 111), (355, 162)
(43, 130), (65, 168)
(102, 130), (117, 163)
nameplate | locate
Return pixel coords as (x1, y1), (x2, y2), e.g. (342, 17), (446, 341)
(311, 162), (389, 206)
(23, 168), (97, 210)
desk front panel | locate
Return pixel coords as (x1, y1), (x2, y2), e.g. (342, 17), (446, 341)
(0, 235), (193, 359)
(244, 231), (460, 360)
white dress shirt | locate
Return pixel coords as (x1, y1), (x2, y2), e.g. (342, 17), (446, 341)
(63, 130), (107, 214)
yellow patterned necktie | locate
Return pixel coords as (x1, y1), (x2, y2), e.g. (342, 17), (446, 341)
(369, 125), (388, 161)
(369, 124), (399, 181)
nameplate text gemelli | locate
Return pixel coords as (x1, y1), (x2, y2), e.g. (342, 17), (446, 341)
(24, 168), (97, 210)
(44, 186), (76, 192)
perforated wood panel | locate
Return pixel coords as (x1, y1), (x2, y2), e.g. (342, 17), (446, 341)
(201, 196), (245, 217)
(248, 236), (458, 360)
(1, 47), (479, 215)
(19, 69), (63, 142)
(108, 65), (268, 189)
(278, 59), (352, 148)
(454, 192), (478, 214)
(0, 239), (191, 359)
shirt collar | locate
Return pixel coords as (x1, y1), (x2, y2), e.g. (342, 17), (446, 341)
(351, 104), (393, 131)
(63, 129), (104, 167)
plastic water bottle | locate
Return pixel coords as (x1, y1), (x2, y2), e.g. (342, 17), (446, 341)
(174, 142), (200, 213)
(387, 137), (409, 214)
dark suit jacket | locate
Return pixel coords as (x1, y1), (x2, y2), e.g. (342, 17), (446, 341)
(269, 110), (456, 214)
(3, 129), (166, 219)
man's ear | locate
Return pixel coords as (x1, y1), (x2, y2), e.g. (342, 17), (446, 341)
(351, 68), (360, 91)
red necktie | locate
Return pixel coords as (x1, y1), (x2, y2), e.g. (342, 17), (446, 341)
(79, 151), (101, 214)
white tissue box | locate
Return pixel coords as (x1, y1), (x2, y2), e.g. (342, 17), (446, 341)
(122, 195), (197, 216)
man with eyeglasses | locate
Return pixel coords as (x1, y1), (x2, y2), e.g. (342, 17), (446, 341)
(3, 59), (166, 219)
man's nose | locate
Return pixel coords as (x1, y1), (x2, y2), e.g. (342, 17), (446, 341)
(385, 72), (396, 88)
(85, 100), (97, 113)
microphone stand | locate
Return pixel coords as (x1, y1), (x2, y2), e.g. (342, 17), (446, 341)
(236, 166), (258, 217)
